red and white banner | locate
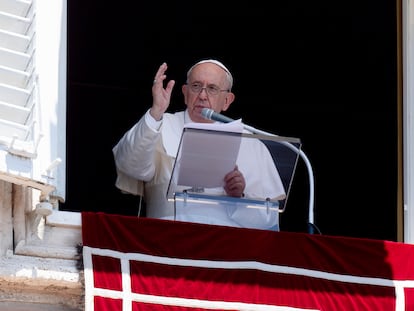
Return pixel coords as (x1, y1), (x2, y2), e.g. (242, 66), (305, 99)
(82, 212), (414, 311)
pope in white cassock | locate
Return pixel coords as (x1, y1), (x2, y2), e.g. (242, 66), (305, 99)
(113, 59), (285, 230)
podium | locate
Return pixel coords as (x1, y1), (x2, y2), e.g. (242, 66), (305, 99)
(166, 125), (301, 231)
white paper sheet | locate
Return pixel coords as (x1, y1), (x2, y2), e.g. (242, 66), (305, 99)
(174, 120), (244, 188)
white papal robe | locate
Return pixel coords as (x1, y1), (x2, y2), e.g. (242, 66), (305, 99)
(113, 109), (285, 230)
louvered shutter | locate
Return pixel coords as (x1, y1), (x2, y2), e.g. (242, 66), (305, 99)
(0, 0), (66, 201)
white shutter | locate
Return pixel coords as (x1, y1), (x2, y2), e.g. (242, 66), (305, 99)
(0, 0), (66, 201)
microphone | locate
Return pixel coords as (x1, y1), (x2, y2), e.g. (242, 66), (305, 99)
(201, 107), (316, 234)
(201, 107), (260, 135)
(201, 108), (235, 123)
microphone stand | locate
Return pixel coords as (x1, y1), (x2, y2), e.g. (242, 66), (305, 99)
(242, 123), (316, 234)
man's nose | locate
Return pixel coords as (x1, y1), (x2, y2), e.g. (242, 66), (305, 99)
(198, 87), (209, 97)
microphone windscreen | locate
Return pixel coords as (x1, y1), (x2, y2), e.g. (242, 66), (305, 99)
(201, 108), (213, 120)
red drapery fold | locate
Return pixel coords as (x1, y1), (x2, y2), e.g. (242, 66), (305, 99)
(82, 212), (414, 311)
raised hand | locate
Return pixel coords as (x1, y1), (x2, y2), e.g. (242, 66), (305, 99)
(150, 62), (176, 121)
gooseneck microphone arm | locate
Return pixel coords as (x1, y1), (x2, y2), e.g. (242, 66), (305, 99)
(240, 125), (315, 234)
(201, 108), (316, 234)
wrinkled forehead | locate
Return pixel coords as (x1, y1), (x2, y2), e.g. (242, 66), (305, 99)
(187, 59), (233, 87)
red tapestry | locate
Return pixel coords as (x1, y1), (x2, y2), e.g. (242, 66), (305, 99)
(82, 212), (414, 311)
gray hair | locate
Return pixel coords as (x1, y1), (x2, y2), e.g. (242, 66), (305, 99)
(186, 59), (233, 91)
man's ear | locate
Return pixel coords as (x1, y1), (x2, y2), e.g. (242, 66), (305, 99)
(222, 92), (235, 111)
(182, 84), (188, 94)
(182, 84), (189, 106)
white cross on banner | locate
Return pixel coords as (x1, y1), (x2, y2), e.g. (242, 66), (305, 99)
(82, 212), (414, 311)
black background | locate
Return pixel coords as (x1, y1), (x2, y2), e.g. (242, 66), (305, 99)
(64, 0), (398, 240)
